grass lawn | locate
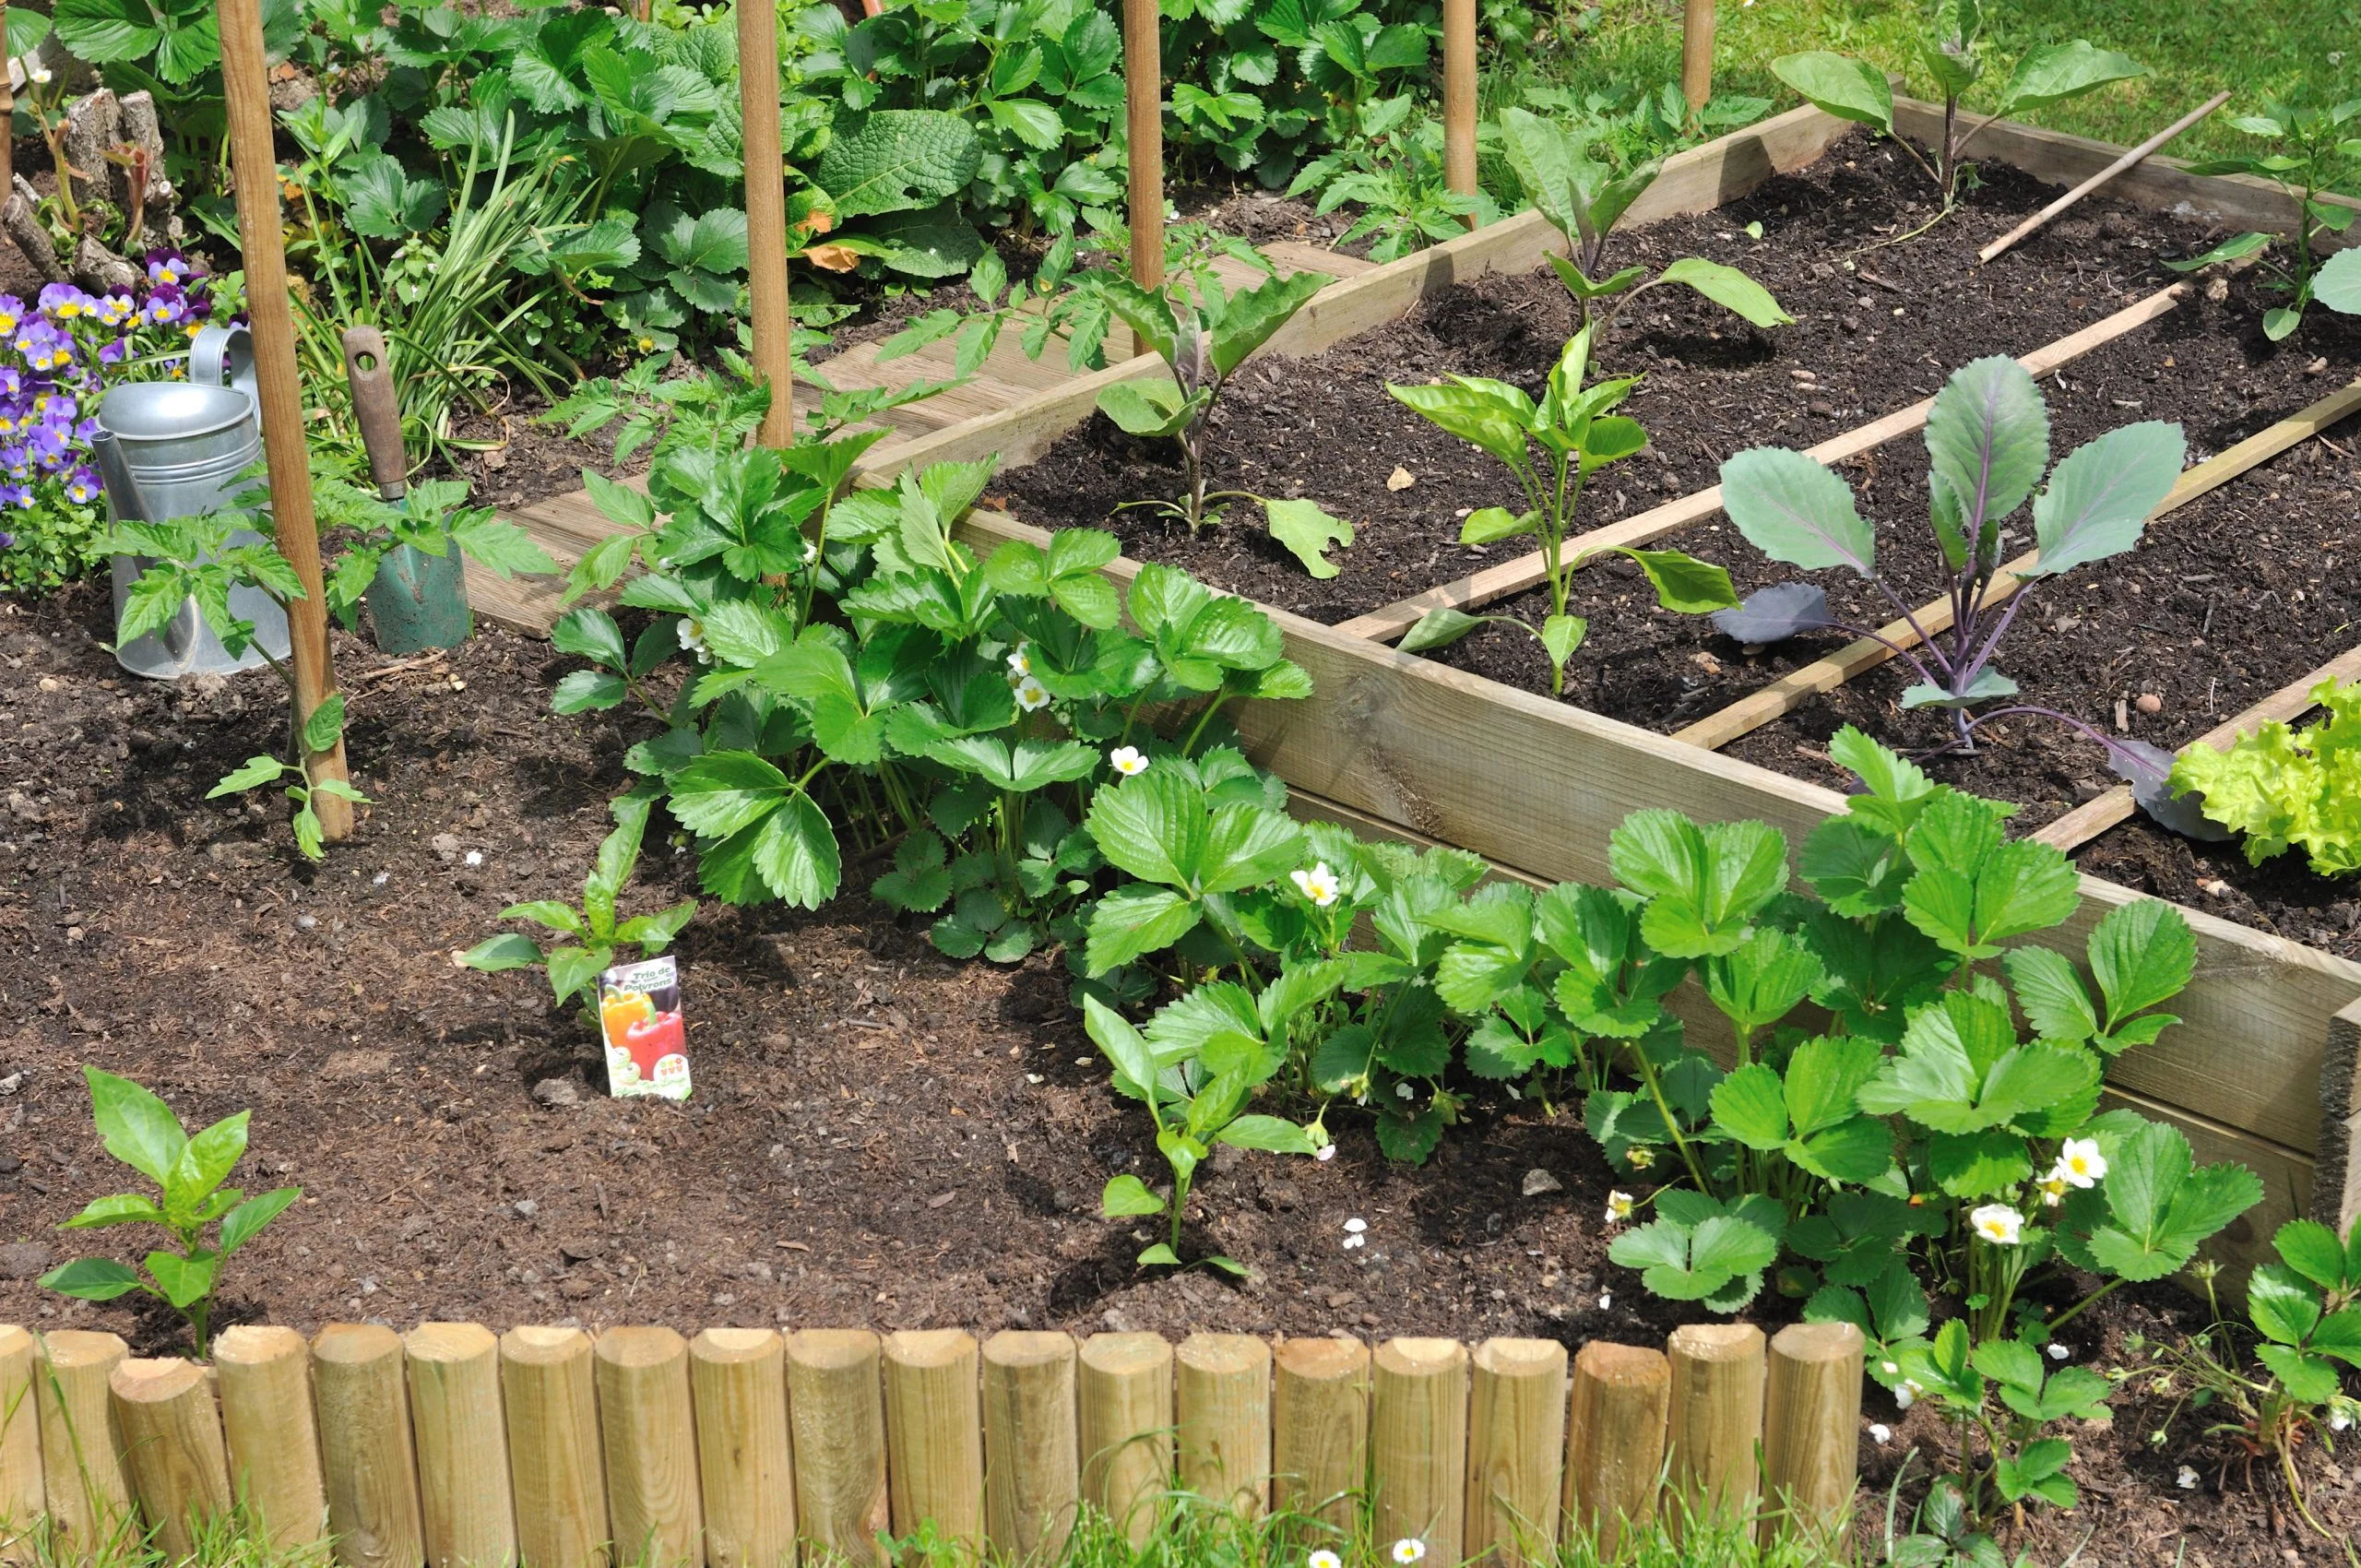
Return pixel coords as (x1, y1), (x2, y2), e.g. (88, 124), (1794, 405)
(1513, 0), (2361, 173)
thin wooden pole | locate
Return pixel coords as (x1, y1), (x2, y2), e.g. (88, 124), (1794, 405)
(1272, 1336), (1366, 1531)
(1175, 1334), (1270, 1517)
(1122, 0), (1163, 350)
(1761, 1324), (1862, 1547)
(1442, 0), (1478, 228)
(1464, 1339), (1565, 1565)
(738, 0), (794, 447)
(1563, 1343), (1669, 1559)
(594, 1329), (702, 1568)
(1075, 1334), (1170, 1548)
(1370, 1338), (1467, 1563)
(216, 0), (350, 837)
(313, 1324), (425, 1568)
(214, 1326), (326, 1551)
(1680, 0), (1715, 115)
(0, 1325), (46, 1562)
(108, 1360), (231, 1562)
(980, 1332), (1079, 1562)
(783, 1330), (886, 1568)
(32, 1331), (131, 1560)
(404, 1324), (516, 1568)
(1666, 1324), (1764, 1538)
(1979, 92), (2232, 264)
(688, 1329), (796, 1568)
(499, 1327), (609, 1568)
(881, 1330), (983, 1550)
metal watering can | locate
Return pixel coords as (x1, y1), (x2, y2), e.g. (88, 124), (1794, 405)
(98, 324), (292, 680)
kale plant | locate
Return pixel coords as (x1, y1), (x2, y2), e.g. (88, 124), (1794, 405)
(2169, 96), (2361, 339)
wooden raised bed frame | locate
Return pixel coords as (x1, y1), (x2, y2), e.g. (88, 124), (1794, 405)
(477, 100), (2361, 1263)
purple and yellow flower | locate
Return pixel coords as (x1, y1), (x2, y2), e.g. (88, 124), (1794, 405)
(63, 467), (100, 505)
(0, 296), (23, 338)
(145, 252), (193, 289)
(38, 283), (95, 321)
(0, 483), (31, 510)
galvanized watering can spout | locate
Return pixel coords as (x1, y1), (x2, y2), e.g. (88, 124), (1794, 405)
(89, 428), (147, 523)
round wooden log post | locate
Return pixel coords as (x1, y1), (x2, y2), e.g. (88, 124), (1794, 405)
(1272, 1336), (1366, 1530)
(214, 1326), (326, 1551)
(33, 1330), (132, 1557)
(313, 1324), (424, 1568)
(499, 1327), (609, 1568)
(1075, 1334), (1170, 1547)
(737, 0), (794, 447)
(1667, 1324), (1764, 1537)
(1175, 1333), (1269, 1517)
(980, 1332), (1078, 1562)
(689, 1329), (796, 1568)
(217, 0), (351, 835)
(404, 1323), (517, 1568)
(1681, 0), (1715, 114)
(595, 1328), (702, 1568)
(1121, 0), (1163, 352)
(1762, 1323), (1863, 1545)
(0, 1325), (48, 1556)
(784, 1330), (886, 1567)
(1370, 1338), (1467, 1562)
(108, 1359), (231, 1562)
(1442, 0), (1478, 227)
(1563, 1343), (1669, 1558)
(1465, 1338), (1566, 1564)
(882, 1330), (982, 1549)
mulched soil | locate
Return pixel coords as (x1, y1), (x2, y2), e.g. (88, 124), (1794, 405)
(995, 133), (2361, 966)
(0, 583), (2355, 1564)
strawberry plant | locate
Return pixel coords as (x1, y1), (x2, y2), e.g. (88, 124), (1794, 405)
(40, 1069), (302, 1359)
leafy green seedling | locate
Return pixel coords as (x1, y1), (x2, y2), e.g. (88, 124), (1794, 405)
(2170, 97), (2361, 340)
(1606, 1189), (1786, 1311)
(40, 1068), (302, 1359)
(1387, 325), (1738, 693)
(207, 692), (371, 861)
(463, 791), (697, 1018)
(317, 475), (556, 625)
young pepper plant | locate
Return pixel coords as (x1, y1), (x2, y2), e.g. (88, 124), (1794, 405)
(2168, 96), (2361, 340)
(1386, 324), (1739, 693)
(40, 1068), (303, 1359)
(1498, 107), (1790, 338)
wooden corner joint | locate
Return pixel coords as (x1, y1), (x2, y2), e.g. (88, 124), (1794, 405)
(2318, 995), (2361, 1241)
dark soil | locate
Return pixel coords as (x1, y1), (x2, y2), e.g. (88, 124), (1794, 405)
(0, 586), (2355, 1564)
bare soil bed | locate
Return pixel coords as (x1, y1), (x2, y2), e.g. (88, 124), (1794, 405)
(0, 582), (2355, 1563)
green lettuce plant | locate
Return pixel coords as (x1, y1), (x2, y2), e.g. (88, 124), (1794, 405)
(1386, 324), (1739, 693)
(2169, 676), (2361, 875)
(1774, 4), (2144, 211)
(40, 1069), (302, 1359)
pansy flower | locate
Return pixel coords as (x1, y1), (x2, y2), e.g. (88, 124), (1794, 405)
(146, 252), (193, 289)
(0, 296), (22, 337)
(0, 483), (30, 510)
(64, 466), (101, 505)
(38, 283), (94, 321)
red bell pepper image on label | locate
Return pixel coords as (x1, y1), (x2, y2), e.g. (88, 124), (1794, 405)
(623, 1010), (685, 1079)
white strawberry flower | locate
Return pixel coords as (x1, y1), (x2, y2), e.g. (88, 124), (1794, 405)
(676, 616), (711, 664)
(1290, 861), (1340, 907)
(2051, 1136), (2107, 1188)
(802, 539), (820, 566)
(2176, 1465), (2199, 1491)
(1893, 1379), (1922, 1411)
(1006, 644), (1031, 677)
(1969, 1203), (2024, 1246)
(1314, 1143), (1335, 1162)
(1109, 746), (1149, 777)
(1869, 1422), (1892, 1443)
(1604, 1190), (1635, 1225)
(1013, 676), (1051, 712)
(1626, 1145), (1656, 1170)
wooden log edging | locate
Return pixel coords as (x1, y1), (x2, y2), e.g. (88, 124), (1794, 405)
(0, 1325), (1868, 1562)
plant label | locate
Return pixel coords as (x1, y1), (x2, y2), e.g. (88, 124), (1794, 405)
(599, 956), (692, 1101)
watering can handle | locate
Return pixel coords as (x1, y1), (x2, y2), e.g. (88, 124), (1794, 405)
(339, 327), (408, 501)
(186, 324), (258, 412)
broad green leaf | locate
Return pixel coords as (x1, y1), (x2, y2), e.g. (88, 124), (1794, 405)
(220, 1188), (301, 1254)
(1926, 356), (2049, 566)
(2003, 946), (2098, 1044)
(2247, 1263), (2323, 1347)
(2316, 245), (2361, 315)
(669, 752), (788, 838)
(1658, 257), (1791, 327)
(1459, 506), (1536, 544)
(1770, 52), (1894, 133)
(2088, 900), (2196, 1026)
(2272, 1218), (2353, 1292)
(813, 109), (981, 220)
(1084, 994), (1163, 1106)
(1719, 447), (1874, 574)
(1710, 1063), (1789, 1150)
(37, 1258), (146, 1301)
(2023, 422), (2184, 577)
(61, 1194), (167, 1229)
(145, 1251), (216, 1311)
(1096, 377), (1197, 438)
(1264, 498), (1353, 578)
(1999, 41), (2147, 115)
(1216, 1115), (1319, 1154)
(1086, 885), (1202, 974)
(86, 1068), (186, 1188)
(1399, 607), (1486, 653)
(1100, 1173), (1167, 1217)
(1620, 548), (1738, 613)
(208, 755), (286, 798)
(1388, 380), (1532, 466)
(168, 1112), (248, 1212)
(1085, 768), (1204, 888)
(461, 933), (543, 971)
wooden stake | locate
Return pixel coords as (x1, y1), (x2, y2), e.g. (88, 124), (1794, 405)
(2322, 996), (2361, 1239)
(1272, 1336), (1367, 1531)
(882, 1330), (983, 1550)
(1370, 1338), (1467, 1563)
(738, 0), (795, 447)
(216, 0), (350, 836)
(32, 1330), (131, 1559)
(1979, 92), (2233, 264)
(1075, 1334), (1171, 1547)
(1175, 1334), (1270, 1517)
(1464, 1339), (1565, 1565)
(1680, 1), (1715, 114)
(313, 1324), (425, 1568)
(688, 1329), (796, 1568)
(594, 1329), (701, 1568)
(1122, 0), (1163, 353)
(1442, 0), (1478, 227)
(1563, 1343), (1669, 1559)
(783, 1330), (886, 1568)
(499, 1327), (608, 1568)
(1761, 1324), (1862, 1546)
(214, 1326), (326, 1551)
(404, 1324), (516, 1568)
(980, 1332), (1078, 1562)
(108, 1360), (231, 1562)
(0, 1326), (46, 1562)
(1666, 1324), (1765, 1537)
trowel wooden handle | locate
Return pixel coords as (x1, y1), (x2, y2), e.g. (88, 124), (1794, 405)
(340, 326), (408, 500)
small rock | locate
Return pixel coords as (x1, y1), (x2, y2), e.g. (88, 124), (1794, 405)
(511, 1199), (540, 1219)
(531, 1078), (581, 1109)
(558, 1239), (606, 1264)
(430, 832), (463, 864)
(1522, 1169), (1564, 1197)
(2051, 615), (2082, 634)
(1385, 465), (1415, 492)
(2205, 276), (2230, 303)
(0, 1152), (19, 1173)
(2135, 693), (2163, 716)
(559, 1277), (596, 1301)
(0, 1241), (51, 1279)
(0, 1073), (20, 1096)
(1261, 1180), (1299, 1211)
(1808, 398), (1836, 419)
(295, 913), (317, 930)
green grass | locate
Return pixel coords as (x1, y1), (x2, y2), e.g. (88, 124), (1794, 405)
(1507, 0), (2361, 175)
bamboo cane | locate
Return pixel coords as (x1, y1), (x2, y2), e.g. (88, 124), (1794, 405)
(739, 0), (795, 447)
(1681, 2), (1715, 116)
(1442, 0), (1478, 228)
(1122, 0), (1162, 355)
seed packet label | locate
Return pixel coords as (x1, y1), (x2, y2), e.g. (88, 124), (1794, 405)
(599, 956), (691, 1101)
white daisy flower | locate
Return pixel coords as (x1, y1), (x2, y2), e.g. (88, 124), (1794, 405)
(1391, 1540), (1425, 1565)
(676, 615), (711, 664)
(1309, 1553), (1341, 1568)
(1290, 861), (1341, 907)
(1969, 1203), (2024, 1246)
(1604, 1191), (1635, 1225)
(1013, 676), (1051, 712)
(1109, 745), (1149, 777)
(1869, 1423), (1892, 1443)
(2052, 1136), (2107, 1188)
(2176, 1466), (2199, 1491)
